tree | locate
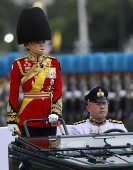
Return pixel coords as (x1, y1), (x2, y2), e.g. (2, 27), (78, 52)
(0, 0), (31, 52)
(48, 0), (133, 53)
(47, 0), (78, 53)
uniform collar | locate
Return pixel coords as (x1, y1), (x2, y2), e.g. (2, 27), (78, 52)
(89, 117), (106, 126)
(28, 53), (44, 62)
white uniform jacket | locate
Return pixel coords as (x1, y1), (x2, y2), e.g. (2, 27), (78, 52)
(71, 119), (127, 135)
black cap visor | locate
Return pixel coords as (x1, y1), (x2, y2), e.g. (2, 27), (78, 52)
(95, 97), (107, 103)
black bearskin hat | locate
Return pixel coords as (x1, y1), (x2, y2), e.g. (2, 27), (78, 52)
(16, 7), (51, 44)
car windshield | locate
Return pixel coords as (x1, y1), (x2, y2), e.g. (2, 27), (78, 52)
(13, 132), (133, 169)
(23, 132), (133, 150)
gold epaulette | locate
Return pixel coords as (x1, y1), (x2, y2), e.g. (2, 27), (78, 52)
(15, 56), (26, 61)
(73, 119), (87, 125)
(44, 56), (55, 59)
(108, 119), (123, 124)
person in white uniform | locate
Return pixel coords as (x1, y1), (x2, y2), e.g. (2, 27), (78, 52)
(71, 86), (127, 135)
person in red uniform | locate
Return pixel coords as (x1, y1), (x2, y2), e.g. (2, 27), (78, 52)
(6, 7), (62, 137)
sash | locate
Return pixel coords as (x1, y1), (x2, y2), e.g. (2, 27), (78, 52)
(17, 61), (37, 85)
(17, 67), (49, 121)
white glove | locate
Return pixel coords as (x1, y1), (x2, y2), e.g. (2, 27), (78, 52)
(48, 114), (59, 123)
(8, 124), (20, 135)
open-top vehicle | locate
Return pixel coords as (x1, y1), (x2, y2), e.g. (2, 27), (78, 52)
(8, 118), (133, 170)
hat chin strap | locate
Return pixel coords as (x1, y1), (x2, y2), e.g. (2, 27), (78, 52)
(29, 43), (46, 54)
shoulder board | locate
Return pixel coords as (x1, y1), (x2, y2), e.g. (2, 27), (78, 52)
(73, 119), (87, 125)
(108, 119), (123, 124)
(44, 56), (55, 59)
(15, 57), (26, 61)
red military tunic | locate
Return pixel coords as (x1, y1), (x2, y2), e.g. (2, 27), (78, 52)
(7, 54), (62, 127)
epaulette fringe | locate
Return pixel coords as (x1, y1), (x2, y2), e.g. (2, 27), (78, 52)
(108, 119), (122, 124)
(73, 119), (87, 125)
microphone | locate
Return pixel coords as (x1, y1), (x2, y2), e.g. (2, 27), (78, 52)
(29, 43), (45, 53)
(40, 64), (44, 68)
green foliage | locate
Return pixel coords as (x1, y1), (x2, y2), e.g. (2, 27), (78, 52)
(0, 0), (31, 52)
(1, 0), (133, 53)
(47, 0), (78, 53)
(48, 0), (133, 53)
(88, 0), (119, 51)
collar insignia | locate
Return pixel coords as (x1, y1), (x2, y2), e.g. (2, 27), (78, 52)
(89, 117), (106, 126)
(28, 53), (44, 62)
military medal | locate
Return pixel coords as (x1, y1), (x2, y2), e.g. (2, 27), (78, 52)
(89, 127), (93, 133)
(98, 127), (102, 134)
